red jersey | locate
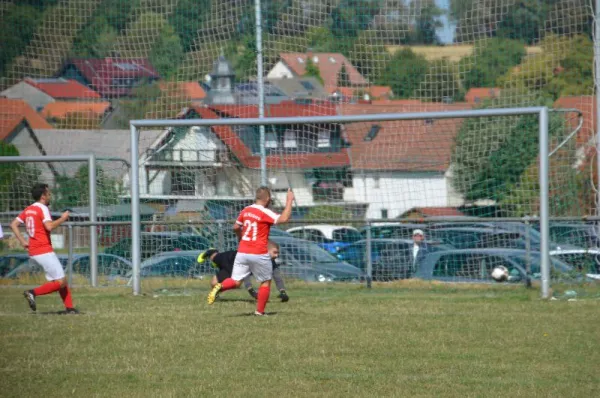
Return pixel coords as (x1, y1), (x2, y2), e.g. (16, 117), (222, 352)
(236, 204), (280, 254)
(17, 203), (54, 256)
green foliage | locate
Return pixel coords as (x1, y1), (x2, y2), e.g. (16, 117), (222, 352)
(304, 57), (324, 85)
(410, 5), (443, 45)
(0, 4), (43, 77)
(149, 24), (184, 79)
(114, 81), (161, 128)
(0, 142), (41, 212)
(54, 165), (121, 209)
(71, 17), (118, 58)
(377, 48), (428, 99)
(495, 0), (548, 45)
(461, 38), (526, 91)
(331, 0), (382, 38)
(543, 35), (594, 98)
(451, 91), (563, 206)
(305, 205), (352, 221)
(419, 59), (463, 102)
(337, 64), (351, 87)
(224, 35), (257, 81)
(348, 30), (389, 81)
(169, 0), (211, 52)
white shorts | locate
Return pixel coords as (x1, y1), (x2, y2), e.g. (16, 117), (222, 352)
(231, 253), (272, 283)
(31, 252), (65, 281)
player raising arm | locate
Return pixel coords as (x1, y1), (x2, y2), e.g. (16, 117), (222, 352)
(10, 183), (78, 314)
(207, 187), (294, 315)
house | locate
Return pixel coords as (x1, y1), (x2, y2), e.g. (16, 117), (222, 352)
(1, 77), (101, 112)
(400, 206), (467, 219)
(267, 52), (368, 94)
(267, 77), (329, 101)
(332, 85), (394, 102)
(58, 58), (160, 98)
(465, 87), (501, 104)
(159, 82), (207, 103)
(553, 95), (596, 147)
(339, 102), (472, 219)
(0, 98), (52, 144)
(41, 101), (112, 125)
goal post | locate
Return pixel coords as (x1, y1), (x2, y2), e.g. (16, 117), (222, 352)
(129, 106), (551, 298)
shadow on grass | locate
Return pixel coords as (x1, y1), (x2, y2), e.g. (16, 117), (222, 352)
(32, 310), (85, 315)
(216, 298), (256, 303)
(230, 311), (278, 317)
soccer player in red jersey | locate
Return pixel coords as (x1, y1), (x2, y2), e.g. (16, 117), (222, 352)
(10, 183), (78, 314)
(207, 186), (294, 315)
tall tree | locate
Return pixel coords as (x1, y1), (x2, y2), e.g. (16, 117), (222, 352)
(54, 165), (122, 209)
(419, 59), (463, 102)
(376, 48), (428, 98)
(331, 0), (383, 38)
(0, 142), (41, 212)
(304, 57), (324, 85)
(337, 64), (351, 87)
(169, 0), (211, 52)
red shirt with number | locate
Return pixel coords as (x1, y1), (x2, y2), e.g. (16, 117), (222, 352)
(236, 204), (280, 254)
(16, 203), (54, 256)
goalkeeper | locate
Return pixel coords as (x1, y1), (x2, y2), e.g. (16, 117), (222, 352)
(198, 240), (289, 302)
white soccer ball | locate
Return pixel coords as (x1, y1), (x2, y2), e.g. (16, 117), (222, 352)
(491, 266), (509, 282)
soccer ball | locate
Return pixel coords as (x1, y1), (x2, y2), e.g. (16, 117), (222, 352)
(491, 266), (509, 282)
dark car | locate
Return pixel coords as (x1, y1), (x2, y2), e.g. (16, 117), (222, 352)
(0, 253), (30, 277)
(286, 225), (363, 254)
(546, 223), (600, 249)
(336, 239), (451, 281)
(105, 232), (211, 261)
(359, 223), (427, 240)
(414, 248), (575, 284)
(136, 250), (213, 279)
(427, 227), (526, 250)
(269, 235), (365, 283)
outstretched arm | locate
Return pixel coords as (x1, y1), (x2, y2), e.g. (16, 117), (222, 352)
(276, 189), (295, 224)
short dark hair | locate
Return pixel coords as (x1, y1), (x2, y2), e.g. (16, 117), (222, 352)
(255, 186), (271, 202)
(267, 240), (279, 249)
(31, 183), (49, 201)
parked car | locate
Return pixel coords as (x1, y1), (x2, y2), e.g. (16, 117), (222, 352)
(286, 225), (362, 254)
(135, 250), (213, 279)
(0, 253), (30, 277)
(4, 253), (132, 280)
(359, 223), (427, 240)
(546, 222), (600, 249)
(105, 232), (211, 261)
(427, 227), (526, 250)
(269, 235), (365, 283)
(413, 248), (578, 284)
(336, 239), (452, 281)
(549, 248), (600, 274)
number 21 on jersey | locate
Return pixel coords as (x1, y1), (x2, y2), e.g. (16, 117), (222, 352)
(242, 220), (257, 241)
(26, 216), (35, 238)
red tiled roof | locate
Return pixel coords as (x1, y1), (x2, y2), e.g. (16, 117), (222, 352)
(210, 101), (338, 118)
(62, 58), (159, 97)
(404, 207), (466, 217)
(333, 86), (394, 100)
(465, 87), (500, 104)
(188, 104), (350, 169)
(553, 96), (596, 146)
(279, 53), (367, 91)
(159, 82), (206, 100)
(339, 103), (473, 171)
(41, 101), (111, 119)
(24, 77), (100, 99)
(0, 98), (52, 141)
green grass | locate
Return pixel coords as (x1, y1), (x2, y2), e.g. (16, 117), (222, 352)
(0, 282), (598, 397)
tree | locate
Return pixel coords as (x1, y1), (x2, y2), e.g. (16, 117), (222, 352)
(274, 0), (334, 36)
(543, 35), (593, 99)
(370, 0), (411, 45)
(331, 0), (382, 38)
(348, 30), (390, 82)
(224, 35), (258, 81)
(304, 57), (324, 85)
(451, 91), (563, 205)
(54, 165), (122, 209)
(114, 81), (161, 128)
(419, 59), (463, 102)
(410, 4), (443, 44)
(376, 48), (428, 98)
(460, 38), (526, 91)
(0, 142), (41, 212)
(71, 17), (118, 58)
(0, 4), (43, 77)
(169, 0), (211, 52)
(495, 0), (548, 45)
(149, 23), (184, 79)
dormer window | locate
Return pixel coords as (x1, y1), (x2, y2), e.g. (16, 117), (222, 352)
(312, 56), (319, 63)
(297, 57), (304, 63)
(329, 57), (336, 63)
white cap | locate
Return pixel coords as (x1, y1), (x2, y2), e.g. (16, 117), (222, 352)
(413, 229), (424, 236)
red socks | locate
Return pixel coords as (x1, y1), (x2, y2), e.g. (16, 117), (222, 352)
(59, 285), (73, 309)
(33, 280), (61, 296)
(256, 285), (270, 314)
(220, 278), (237, 291)
(33, 281), (74, 309)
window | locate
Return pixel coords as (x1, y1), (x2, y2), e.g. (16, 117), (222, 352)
(171, 171), (195, 195)
(332, 229), (362, 243)
(364, 125), (380, 141)
(317, 130), (330, 148)
(329, 57), (336, 63)
(373, 176), (380, 189)
(300, 80), (315, 91)
(284, 130), (297, 148)
(297, 57), (305, 63)
(381, 209), (388, 219)
(265, 132), (278, 148)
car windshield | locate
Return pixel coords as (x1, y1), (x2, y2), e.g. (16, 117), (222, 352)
(332, 228), (362, 243)
(280, 241), (339, 264)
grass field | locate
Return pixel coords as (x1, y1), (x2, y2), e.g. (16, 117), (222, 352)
(1, 282), (598, 397)
(386, 45), (543, 62)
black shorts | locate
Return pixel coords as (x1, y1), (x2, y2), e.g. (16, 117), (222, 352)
(213, 251), (235, 282)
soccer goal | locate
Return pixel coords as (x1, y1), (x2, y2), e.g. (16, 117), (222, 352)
(128, 106), (562, 297)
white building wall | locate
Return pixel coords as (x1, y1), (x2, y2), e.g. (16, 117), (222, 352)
(352, 171), (456, 219)
(266, 62), (295, 79)
(1, 82), (54, 111)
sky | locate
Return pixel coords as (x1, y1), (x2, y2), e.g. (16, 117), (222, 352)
(435, 0), (457, 44)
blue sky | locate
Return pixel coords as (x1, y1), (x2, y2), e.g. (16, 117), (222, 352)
(435, 0), (456, 44)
